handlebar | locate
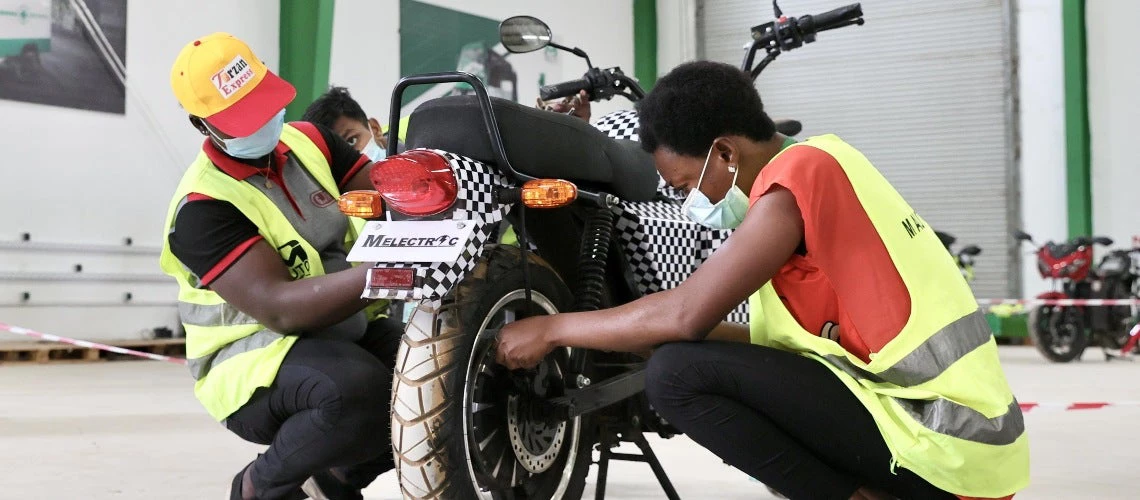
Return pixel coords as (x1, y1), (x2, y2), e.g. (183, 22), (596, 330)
(753, 3), (863, 47)
(540, 78), (591, 101)
(744, 3), (863, 78)
(541, 67), (646, 104)
(805, 4), (865, 33)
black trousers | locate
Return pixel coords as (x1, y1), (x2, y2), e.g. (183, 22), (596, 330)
(645, 341), (956, 500)
(224, 318), (403, 499)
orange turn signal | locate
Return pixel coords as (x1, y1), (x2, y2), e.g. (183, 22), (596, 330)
(339, 190), (385, 218)
(521, 179), (578, 208)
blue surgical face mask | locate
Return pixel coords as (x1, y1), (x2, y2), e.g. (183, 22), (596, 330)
(212, 109), (285, 159)
(681, 143), (750, 230)
(361, 137), (385, 162)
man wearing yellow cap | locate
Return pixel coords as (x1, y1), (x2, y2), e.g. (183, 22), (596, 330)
(159, 33), (399, 500)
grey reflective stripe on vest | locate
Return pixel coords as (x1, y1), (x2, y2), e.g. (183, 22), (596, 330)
(896, 398), (1024, 446)
(820, 308), (1024, 445)
(878, 309), (992, 387)
(178, 301), (260, 327)
(186, 329), (284, 380)
(824, 309), (992, 387)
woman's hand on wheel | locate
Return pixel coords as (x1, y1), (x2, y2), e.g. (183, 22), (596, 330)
(496, 316), (556, 370)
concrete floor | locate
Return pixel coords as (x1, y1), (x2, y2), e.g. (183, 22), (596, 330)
(0, 346), (1136, 499)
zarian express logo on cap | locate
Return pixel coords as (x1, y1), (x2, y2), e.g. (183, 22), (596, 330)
(211, 55), (255, 99)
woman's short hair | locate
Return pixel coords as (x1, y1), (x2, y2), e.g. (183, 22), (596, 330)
(637, 61), (776, 157)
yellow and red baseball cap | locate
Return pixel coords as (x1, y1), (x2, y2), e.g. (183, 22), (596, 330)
(170, 33), (296, 137)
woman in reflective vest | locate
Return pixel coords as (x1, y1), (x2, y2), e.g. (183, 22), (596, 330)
(161, 33), (399, 500)
(495, 61), (1028, 499)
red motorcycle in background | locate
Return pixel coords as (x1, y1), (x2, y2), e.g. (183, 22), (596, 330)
(1015, 230), (1136, 362)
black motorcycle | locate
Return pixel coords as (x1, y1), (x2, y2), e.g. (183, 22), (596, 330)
(1091, 247), (1139, 353)
(341, 3), (865, 498)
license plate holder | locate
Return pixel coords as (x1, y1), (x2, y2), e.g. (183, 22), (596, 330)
(347, 220), (475, 263)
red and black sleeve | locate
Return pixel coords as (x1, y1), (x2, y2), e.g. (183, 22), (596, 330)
(167, 194), (264, 286)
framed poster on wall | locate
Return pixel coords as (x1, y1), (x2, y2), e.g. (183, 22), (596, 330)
(0, 0), (127, 114)
(398, 0), (561, 116)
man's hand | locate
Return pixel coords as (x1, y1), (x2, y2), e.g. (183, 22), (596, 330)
(495, 316), (557, 370)
(536, 90), (591, 122)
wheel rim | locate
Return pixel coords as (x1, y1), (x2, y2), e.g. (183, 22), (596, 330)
(461, 290), (581, 499)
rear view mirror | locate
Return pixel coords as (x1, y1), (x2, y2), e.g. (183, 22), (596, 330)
(500, 16), (552, 54)
(961, 245), (982, 257)
(1094, 236), (1114, 246)
(1012, 230), (1032, 242)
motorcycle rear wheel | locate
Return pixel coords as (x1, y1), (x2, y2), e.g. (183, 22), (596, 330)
(1029, 305), (1089, 362)
(390, 246), (594, 499)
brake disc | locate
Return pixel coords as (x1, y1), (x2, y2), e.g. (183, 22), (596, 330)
(506, 392), (567, 474)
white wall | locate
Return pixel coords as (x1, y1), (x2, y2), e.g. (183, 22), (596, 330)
(328, 0), (401, 125)
(656, 0), (698, 75)
(0, 0), (278, 341)
(1087, 0), (1140, 249)
(329, 0), (635, 125)
(1017, 0), (1068, 296)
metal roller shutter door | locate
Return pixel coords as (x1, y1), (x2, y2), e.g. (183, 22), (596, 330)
(698, 0), (1018, 298)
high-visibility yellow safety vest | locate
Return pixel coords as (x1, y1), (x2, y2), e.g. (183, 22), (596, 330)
(380, 115), (412, 143)
(159, 124), (383, 421)
(749, 135), (1029, 497)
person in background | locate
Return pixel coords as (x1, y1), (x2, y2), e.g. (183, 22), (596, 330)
(495, 61), (1029, 500)
(302, 86), (393, 160)
(160, 33), (400, 500)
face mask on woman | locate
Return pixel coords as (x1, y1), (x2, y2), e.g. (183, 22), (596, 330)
(682, 143), (750, 230)
(211, 109), (286, 159)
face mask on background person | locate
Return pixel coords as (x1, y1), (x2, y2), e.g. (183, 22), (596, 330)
(211, 109), (286, 159)
(682, 142), (750, 230)
(360, 136), (385, 162)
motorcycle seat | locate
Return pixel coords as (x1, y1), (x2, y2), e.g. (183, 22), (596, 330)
(405, 95), (659, 202)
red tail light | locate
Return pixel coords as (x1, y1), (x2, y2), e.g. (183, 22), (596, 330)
(370, 150), (458, 216)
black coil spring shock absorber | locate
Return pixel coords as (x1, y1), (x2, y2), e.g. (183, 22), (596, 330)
(575, 207), (614, 312)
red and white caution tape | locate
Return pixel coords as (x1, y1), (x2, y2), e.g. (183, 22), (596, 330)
(0, 321), (187, 365)
(1020, 401), (1140, 412)
(979, 298), (1140, 307)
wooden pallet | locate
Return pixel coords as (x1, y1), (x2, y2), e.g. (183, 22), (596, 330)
(0, 338), (185, 364)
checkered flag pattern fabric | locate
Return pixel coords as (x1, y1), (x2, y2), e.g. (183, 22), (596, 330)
(613, 200), (750, 323)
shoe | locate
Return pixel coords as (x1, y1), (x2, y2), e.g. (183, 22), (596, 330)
(230, 464), (251, 500)
(230, 460), (311, 500)
(301, 470), (363, 500)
